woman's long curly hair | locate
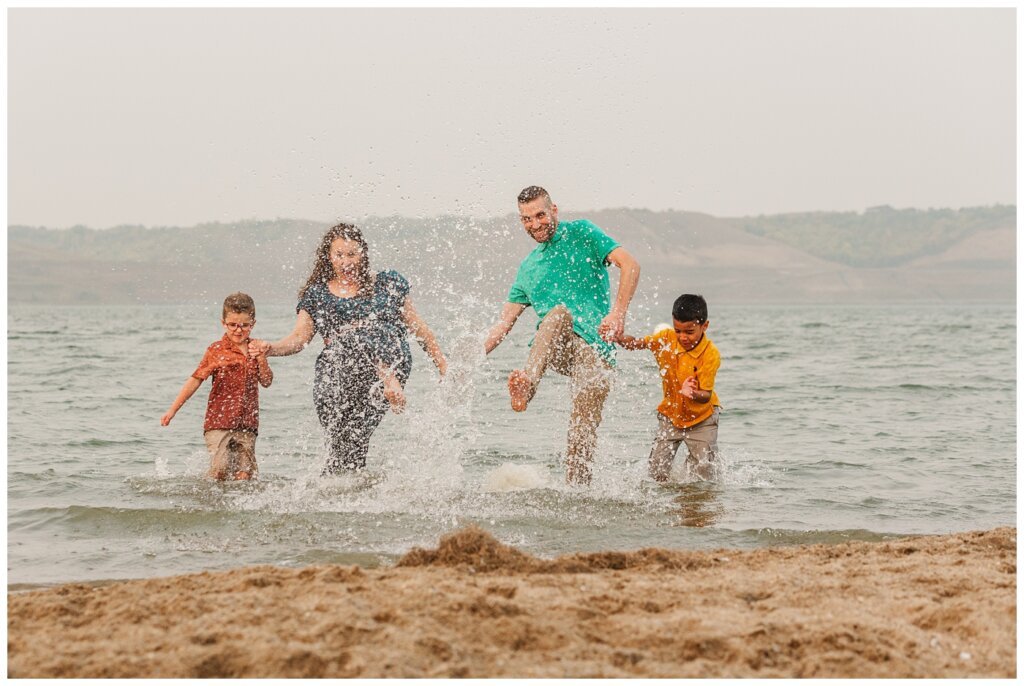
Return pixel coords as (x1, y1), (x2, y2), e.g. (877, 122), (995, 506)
(298, 223), (373, 300)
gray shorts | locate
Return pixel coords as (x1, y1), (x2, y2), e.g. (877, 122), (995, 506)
(648, 408), (720, 482)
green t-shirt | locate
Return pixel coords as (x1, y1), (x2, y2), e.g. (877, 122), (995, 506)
(507, 218), (621, 364)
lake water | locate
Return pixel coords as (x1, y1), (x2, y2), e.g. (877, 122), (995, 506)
(6, 301), (1016, 588)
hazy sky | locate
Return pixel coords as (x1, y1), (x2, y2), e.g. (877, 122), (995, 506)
(8, 8), (1016, 229)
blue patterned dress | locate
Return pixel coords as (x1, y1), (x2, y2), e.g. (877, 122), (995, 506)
(297, 270), (413, 473)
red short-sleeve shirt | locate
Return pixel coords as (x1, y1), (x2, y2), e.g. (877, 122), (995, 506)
(192, 335), (262, 433)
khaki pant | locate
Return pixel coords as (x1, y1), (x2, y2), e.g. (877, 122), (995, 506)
(523, 305), (613, 485)
(204, 429), (258, 480)
(649, 408), (720, 482)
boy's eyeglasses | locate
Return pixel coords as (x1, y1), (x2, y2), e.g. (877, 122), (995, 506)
(224, 322), (254, 330)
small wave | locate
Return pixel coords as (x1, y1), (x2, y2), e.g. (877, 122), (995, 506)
(68, 438), (151, 448)
(806, 459), (869, 469)
(312, 469), (389, 495)
(459, 449), (524, 468)
(39, 363), (103, 375)
(8, 329), (66, 337)
(8, 505), (220, 531)
(743, 527), (898, 546)
(125, 473), (286, 499)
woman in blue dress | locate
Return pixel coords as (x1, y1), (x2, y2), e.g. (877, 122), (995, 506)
(249, 223), (447, 474)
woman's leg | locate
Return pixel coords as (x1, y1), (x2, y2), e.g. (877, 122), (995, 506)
(315, 345), (385, 474)
(319, 406), (387, 474)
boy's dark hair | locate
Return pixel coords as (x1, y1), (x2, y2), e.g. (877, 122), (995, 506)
(672, 294), (708, 324)
(517, 185), (551, 205)
(223, 292), (256, 319)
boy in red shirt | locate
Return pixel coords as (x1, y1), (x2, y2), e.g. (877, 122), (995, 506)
(161, 292), (274, 480)
(617, 294), (722, 482)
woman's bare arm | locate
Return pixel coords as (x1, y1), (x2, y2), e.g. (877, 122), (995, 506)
(249, 310), (316, 358)
(401, 297), (447, 376)
(254, 352), (274, 387)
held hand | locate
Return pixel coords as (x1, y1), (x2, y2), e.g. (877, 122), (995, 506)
(248, 339), (271, 357)
(681, 376), (700, 400)
(598, 312), (625, 342)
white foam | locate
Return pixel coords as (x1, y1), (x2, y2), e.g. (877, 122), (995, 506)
(483, 463), (547, 492)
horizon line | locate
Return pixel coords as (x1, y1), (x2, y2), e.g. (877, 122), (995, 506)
(8, 202), (1016, 232)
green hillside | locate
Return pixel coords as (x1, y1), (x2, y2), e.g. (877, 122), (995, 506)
(736, 205), (1015, 267)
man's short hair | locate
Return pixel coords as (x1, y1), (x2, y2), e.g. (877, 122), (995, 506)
(672, 294), (708, 324)
(517, 186), (551, 205)
(223, 292), (256, 319)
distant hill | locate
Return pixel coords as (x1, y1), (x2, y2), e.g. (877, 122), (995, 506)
(736, 205), (1016, 267)
(7, 205), (1015, 305)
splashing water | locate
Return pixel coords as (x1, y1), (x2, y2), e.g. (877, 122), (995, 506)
(483, 463), (548, 492)
(5, 233), (1016, 587)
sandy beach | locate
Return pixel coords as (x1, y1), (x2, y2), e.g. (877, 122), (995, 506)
(7, 526), (1015, 678)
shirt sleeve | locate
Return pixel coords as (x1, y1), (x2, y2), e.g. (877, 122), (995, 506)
(507, 264), (532, 306)
(579, 220), (621, 264)
(191, 346), (217, 381)
(641, 329), (670, 352)
(296, 284), (323, 336)
(382, 270), (410, 305)
(696, 345), (721, 391)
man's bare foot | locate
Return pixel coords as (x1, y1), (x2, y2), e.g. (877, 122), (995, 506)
(233, 471), (252, 481)
(382, 373), (406, 414)
(508, 370), (532, 412)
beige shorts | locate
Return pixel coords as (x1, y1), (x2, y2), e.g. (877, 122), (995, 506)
(204, 429), (258, 479)
(648, 408), (720, 482)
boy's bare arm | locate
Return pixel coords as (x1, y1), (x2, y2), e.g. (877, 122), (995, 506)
(684, 353), (719, 403)
(255, 353), (273, 387)
(681, 376), (712, 403)
(161, 377), (203, 425)
(483, 302), (527, 355)
(616, 333), (649, 350)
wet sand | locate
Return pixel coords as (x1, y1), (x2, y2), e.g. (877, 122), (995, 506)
(7, 526), (1015, 678)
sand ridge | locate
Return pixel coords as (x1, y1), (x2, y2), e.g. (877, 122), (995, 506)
(7, 526), (1016, 677)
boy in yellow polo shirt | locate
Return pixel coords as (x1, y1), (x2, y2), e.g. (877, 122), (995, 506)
(617, 294), (721, 482)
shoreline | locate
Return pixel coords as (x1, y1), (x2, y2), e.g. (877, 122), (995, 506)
(8, 526), (1016, 678)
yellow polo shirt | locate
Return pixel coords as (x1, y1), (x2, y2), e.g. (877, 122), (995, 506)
(641, 328), (721, 429)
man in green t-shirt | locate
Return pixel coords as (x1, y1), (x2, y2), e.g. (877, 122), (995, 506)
(483, 186), (641, 485)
